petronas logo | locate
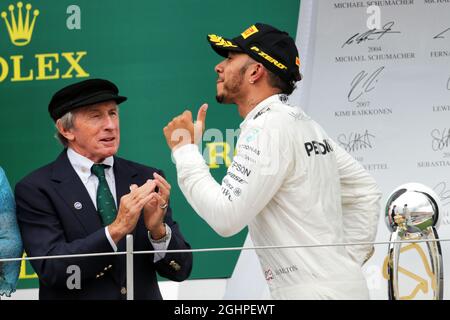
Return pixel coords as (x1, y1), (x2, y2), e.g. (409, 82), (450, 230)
(1, 2), (39, 46)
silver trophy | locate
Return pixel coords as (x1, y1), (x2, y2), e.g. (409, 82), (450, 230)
(385, 183), (443, 300)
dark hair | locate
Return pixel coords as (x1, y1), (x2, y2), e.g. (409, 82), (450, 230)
(266, 70), (297, 95)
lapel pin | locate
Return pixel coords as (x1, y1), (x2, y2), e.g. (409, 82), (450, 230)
(74, 202), (83, 210)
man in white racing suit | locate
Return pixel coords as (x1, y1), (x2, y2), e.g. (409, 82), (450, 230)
(163, 23), (382, 299)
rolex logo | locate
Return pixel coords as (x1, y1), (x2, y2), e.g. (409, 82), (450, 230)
(1, 2), (39, 46)
(0, 2), (89, 83)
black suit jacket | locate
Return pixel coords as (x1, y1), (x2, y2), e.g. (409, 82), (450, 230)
(15, 150), (193, 300)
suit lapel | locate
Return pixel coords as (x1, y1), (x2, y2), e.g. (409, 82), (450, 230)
(51, 151), (149, 286)
(113, 157), (140, 253)
(113, 157), (142, 285)
(51, 150), (103, 235)
(113, 157), (137, 210)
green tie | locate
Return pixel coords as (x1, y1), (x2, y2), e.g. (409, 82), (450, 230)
(91, 164), (117, 226)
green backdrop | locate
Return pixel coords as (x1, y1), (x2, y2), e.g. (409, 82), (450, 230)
(0, 0), (300, 289)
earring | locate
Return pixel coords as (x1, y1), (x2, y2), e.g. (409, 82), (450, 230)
(249, 80), (254, 84)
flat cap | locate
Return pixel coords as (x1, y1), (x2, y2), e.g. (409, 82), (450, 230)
(48, 79), (127, 121)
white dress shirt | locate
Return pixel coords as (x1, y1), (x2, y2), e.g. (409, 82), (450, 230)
(67, 148), (171, 262)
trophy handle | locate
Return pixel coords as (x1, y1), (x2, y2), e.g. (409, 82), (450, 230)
(387, 229), (401, 300)
(425, 226), (444, 300)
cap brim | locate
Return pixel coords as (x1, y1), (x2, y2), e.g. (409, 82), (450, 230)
(74, 92), (127, 108)
(54, 93), (127, 120)
(207, 34), (243, 57)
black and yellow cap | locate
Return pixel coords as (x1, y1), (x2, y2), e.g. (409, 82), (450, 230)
(207, 23), (302, 84)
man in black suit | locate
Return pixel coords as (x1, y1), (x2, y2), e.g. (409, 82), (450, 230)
(15, 79), (193, 299)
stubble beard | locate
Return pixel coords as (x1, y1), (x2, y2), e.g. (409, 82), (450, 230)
(215, 71), (245, 104)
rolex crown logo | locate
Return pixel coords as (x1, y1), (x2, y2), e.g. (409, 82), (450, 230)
(1, 2), (39, 46)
